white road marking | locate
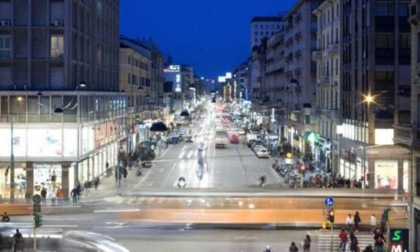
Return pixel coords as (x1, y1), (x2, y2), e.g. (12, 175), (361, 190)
(94, 208), (140, 213)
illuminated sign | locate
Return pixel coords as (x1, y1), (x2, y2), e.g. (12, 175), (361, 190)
(389, 229), (409, 252)
(169, 65), (180, 71)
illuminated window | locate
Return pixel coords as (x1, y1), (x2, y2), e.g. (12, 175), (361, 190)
(50, 35), (64, 58)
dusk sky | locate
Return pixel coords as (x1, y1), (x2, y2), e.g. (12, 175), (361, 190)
(120, 0), (297, 79)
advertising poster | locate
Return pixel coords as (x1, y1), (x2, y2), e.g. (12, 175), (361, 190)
(63, 129), (77, 157)
(0, 128), (27, 157)
(27, 129), (62, 157)
(33, 163), (62, 196)
(375, 160), (398, 189)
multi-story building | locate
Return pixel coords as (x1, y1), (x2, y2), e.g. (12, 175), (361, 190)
(339, 0), (410, 192)
(265, 31), (286, 135)
(250, 16), (284, 50)
(398, 1), (420, 250)
(164, 64), (195, 123)
(312, 0), (341, 172)
(282, 0), (321, 160)
(0, 0), (122, 200)
(232, 62), (250, 102)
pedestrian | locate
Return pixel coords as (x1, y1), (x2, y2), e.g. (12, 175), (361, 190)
(94, 177), (100, 190)
(374, 229), (386, 252)
(41, 188), (47, 204)
(25, 190), (31, 204)
(70, 187), (78, 204)
(349, 232), (359, 252)
(302, 234), (311, 252)
(49, 191), (56, 206)
(12, 228), (23, 252)
(346, 213), (354, 231)
(370, 214), (377, 234)
(84, 180), (90, 195)
(353, 211), (361, 232)
(338, 228), (348, 252)
(289, 241), (299, 252)
(50, 170), (57, 191)
(56, 188), (63, 206)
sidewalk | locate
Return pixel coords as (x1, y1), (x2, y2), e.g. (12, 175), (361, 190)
(79, 166), (141, 203)
(79, 146), (171, 203)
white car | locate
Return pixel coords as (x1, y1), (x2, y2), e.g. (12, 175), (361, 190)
(238, 129), (246, 135)
(255, 148), (270, 158)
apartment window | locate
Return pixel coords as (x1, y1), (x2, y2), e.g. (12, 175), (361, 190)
(375, 33), (394, 48)
(375, 3), (394, 16)
(50, 35), (64, 58)
(128, 55), (131, 65)
(399, 34), (410, 49)
(399, 3), (409, 16)
(127, 73), (131, 84)
(0, 35), (11, 59)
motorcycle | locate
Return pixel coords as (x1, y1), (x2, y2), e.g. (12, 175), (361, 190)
(1, 213), (10, 223)
(177, 177), (186, 188)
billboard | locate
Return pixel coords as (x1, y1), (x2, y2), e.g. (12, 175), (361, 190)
(374, 160), (398, 189)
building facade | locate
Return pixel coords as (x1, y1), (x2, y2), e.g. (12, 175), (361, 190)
(0, 0), (121, 200)
(312, 0), (341, 173)
(282, 0), (321, 161)
(250, 16), (284, 50)
(397, 1), (420, 250)
(339, 0), (410, 192)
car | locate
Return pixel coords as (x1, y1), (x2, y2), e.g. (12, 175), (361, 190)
(253, 144), (265, 152)
(166, 134), (181, 144)
(238, 129), (246, 135)
(255, 148), (270, 158)
(229, 133), (240, 143)
(184, 135), (193, 142)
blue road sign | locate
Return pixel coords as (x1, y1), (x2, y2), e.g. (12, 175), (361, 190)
(325, 197), (334, 207)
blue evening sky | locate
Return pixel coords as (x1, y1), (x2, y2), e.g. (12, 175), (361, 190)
(120, 0), (296, 79)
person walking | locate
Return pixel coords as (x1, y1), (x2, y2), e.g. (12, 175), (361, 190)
(94, 177), (100, 190)
(12, 229), (23, 252)
(374, 229), (386, 252)
(289, 241), (299, 252)
(346, 213), (354, 231)
(302, 234), (311, 252)
(349, 232), (359, 252)
(370, 214), (377, 234)
(56, 188), (63, 206)
(353, 211), (361, 232)
(41, 188), (47, 204)
(338, 228), (348, 252)
(70, 187), (79, 204)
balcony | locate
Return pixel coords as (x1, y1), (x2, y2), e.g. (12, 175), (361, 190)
(409, 3), (420, 26)
(394, 124), (420, 149)
(317, 75), (330, 85)
(312, 50), (321, 61)
(326, 43), (339, 55)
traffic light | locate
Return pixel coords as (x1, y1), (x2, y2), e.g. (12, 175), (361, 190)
(34, 213), (43, 228)
(328, 209), (335, 223)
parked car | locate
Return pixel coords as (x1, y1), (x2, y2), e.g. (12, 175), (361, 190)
(229, 133), (240, 143)
(166, 134), (181, 144)
(184, 135), (193, 142)
(255, 148), (270, 158)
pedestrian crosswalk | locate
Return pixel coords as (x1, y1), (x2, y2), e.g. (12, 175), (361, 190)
(318, 232), (375, 252)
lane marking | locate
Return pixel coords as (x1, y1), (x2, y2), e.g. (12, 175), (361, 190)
(94, 208), (141, 213)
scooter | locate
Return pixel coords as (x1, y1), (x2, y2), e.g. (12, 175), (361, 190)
(177, 178), (186, 188)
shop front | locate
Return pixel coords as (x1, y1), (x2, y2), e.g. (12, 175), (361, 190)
(0, 122), (120, 200)
(338, 144), (409, 191)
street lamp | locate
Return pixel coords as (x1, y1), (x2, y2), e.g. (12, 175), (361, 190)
(54, 82), (87, 114)
(9, 95), (23, 201)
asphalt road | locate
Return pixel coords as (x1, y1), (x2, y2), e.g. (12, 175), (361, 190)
(134, 114), (279, 189)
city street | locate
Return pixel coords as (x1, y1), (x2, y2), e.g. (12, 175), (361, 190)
(133, 115), (280, 189)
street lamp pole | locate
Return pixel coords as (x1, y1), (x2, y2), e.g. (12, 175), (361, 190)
(9, 110), (15, 201)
